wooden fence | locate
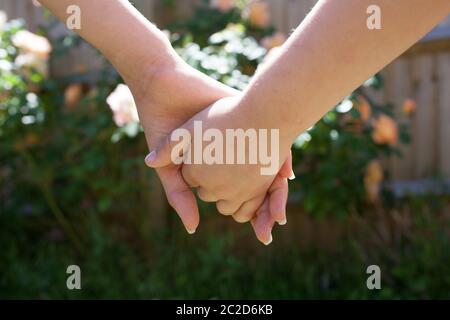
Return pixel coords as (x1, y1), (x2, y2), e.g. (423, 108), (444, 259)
(1, 0), (450, 182)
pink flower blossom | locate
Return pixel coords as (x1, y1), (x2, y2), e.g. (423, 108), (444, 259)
(106, 84), (140, 127)
(12, 30), (52, 59)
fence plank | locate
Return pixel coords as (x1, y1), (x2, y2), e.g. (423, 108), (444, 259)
(384, 59), (415, 180)
(437, 53), (450, 177)
(412, 54), (437, 178)
(267, 0), (287, 33)
(133, 0), (156, 20)
(286, 0), (317, 31)
(3, 0), (16, 19)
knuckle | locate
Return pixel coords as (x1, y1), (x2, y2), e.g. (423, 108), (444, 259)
(197, 188), (215, 202)
(232, 214), (251, 223)
(181, 166), (198, 188)
(217, 199), (243, 216)
(216, 202), (233, 216)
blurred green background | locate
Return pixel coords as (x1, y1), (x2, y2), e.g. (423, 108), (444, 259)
(1, 0), (450, 299)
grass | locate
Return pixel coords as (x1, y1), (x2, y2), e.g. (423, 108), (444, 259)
(1, 201), (450, 299)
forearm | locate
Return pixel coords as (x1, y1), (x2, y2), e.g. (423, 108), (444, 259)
(240, 0), (450, 141)
(39, 0), (175, 95)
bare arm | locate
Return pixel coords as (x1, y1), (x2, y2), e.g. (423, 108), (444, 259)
(143, 0), (448, 240)
(239, 0), (450, 143)
(39, 0), (174, 98)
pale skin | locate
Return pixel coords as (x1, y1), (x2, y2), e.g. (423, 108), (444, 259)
(147, 0), (450, 243)
(38, 0), (291, 245)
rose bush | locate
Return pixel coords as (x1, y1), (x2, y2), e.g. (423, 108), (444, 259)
(0, 16), (149, 252)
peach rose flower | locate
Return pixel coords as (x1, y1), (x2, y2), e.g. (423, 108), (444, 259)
(372, 114), (398, 146)
(261, 32), (287, 50)
(364, 160), (384, 203)
(12, 30), (52, 79)
(244, 0), (271, 28)
(403, 98), (416, 114)
(12, 30), (52, 59)
(356, 97), (371, 122)
(64, 84), (84, 110)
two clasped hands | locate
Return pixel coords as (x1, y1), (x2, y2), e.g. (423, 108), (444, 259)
(141, 59), (296, 245)
(40, 0), (450, 244)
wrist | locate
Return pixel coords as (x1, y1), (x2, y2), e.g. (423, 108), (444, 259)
(234, 97), (298, 149)
(126, 39), (180, 101)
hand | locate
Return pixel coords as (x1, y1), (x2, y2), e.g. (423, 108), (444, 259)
(145, 95), (294, 244)
(131, 53), (236, 233)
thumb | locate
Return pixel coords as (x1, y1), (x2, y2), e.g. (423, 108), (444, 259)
(145, 131), (191, 168)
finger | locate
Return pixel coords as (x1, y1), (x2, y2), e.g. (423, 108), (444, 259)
(216, 199), (243, 216)
(181, 165), (199, 188)
(278, 151), (295, 180)
(251, 198), (275, 245)
(232, 195), (265, 223)
(197, 187), (219, 203)
(268, 176), (289, 225)
(156, 166), (199, 234)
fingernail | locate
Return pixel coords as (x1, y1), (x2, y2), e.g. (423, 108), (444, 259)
(186, 227), (196, 235)
(289, 173), (296, 180)
(263, 234), (273, 246)
(278, 218), (287, 225)
(145, 151), (156, 164)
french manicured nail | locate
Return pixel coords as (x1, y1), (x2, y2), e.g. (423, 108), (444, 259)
(289, 173), (296, 180)
(145, 151), (156, 164)
(186, 227), (196, 235)
(278, 218), (287, 225)
(264, 234), (273, 246)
